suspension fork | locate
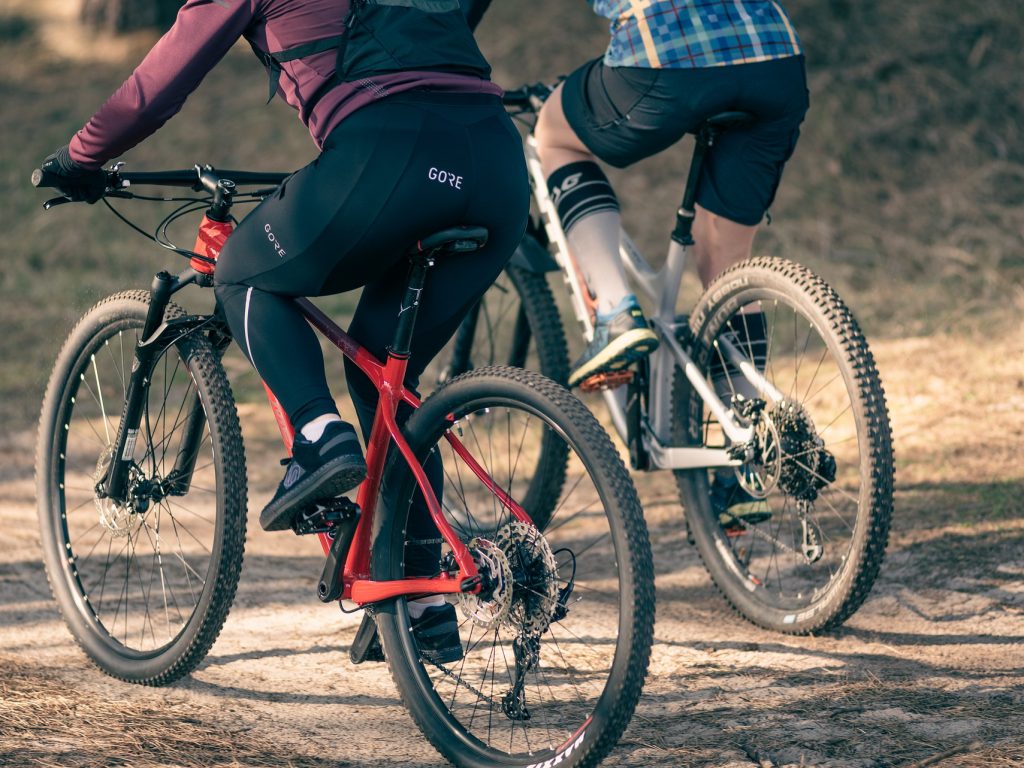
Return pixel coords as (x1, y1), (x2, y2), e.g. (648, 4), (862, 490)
(509, 304), (532, 368)
(102, 270), (191, 502)
(442, 298), (482, 382)
(165, 312), (232, 495)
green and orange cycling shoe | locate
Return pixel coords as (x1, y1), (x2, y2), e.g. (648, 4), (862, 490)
(568, 295), (659, 388)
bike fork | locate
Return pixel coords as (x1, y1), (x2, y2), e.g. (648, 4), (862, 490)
(101, 271), (177, 502)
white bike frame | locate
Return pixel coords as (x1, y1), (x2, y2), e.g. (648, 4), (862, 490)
(523, 135), (785, 470)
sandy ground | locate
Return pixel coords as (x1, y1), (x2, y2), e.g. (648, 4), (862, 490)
(2, 332), (1023, 768)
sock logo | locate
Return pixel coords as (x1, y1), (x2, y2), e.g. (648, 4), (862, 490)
(549, 172), (582, 205)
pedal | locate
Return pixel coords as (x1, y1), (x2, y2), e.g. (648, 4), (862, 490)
(579, 369), (634, 392)
(292, 496), (359, 536)
(313, 499), (361, 603)
(349, 609), (385, 664)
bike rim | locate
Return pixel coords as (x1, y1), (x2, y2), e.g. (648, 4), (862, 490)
(53, 321), (222, 655)
(396, 398), (631, 760)
(698, 293), (869, 614)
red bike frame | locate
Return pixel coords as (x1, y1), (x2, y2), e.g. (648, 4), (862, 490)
(264, 297), (533, 605)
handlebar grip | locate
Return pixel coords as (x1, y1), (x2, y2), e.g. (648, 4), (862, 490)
(31, 168), (61, 188)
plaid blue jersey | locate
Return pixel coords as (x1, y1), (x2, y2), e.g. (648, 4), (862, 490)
(590, 0), (802, 69)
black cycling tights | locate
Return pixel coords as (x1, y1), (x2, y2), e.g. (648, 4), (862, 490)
(215, 92), (528, 444)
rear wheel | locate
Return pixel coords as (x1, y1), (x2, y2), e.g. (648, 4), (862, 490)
(674, 258), (894, 634)
(36, 291), (246, 684)
(374, 367), (654, 768)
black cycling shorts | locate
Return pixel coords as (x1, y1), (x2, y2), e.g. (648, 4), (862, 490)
(562, 55), (809, 226)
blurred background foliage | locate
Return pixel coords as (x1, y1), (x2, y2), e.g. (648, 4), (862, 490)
(0, 0), (1021, 432)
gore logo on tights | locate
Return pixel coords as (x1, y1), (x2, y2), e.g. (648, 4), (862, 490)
(264, 223), (287, 258)
(428, 166), (463, 190)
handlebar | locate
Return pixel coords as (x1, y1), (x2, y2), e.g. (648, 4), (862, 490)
(32, 163), (289, 195)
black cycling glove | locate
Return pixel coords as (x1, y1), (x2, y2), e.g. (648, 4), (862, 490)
(40, 145), (107, 203)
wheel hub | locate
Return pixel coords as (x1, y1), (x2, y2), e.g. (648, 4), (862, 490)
(92, 447), (160, 536)
(93, 446), (134, 537)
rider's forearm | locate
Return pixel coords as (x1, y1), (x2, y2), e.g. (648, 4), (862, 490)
(68, 0), (255, 170)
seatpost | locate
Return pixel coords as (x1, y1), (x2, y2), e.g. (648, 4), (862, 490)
(671, 124), (718, 246)
(390, 254), (434, 357)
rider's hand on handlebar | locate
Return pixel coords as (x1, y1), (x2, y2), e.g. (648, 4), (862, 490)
(39, 145), (107, 203)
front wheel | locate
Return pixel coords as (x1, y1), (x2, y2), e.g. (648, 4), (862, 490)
(36, 291), (246, 684)
(374, 367), (654, 768)
(674, 258), (894, 634)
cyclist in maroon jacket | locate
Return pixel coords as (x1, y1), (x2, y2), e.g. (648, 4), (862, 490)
(40, 0), (529, 662)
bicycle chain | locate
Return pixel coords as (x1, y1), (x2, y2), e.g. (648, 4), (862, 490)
(721, 509), (803, 559)
(427, 659), (502, 712)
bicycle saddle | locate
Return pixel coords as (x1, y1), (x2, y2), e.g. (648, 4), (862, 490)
(701, 111), (755, 131)
(411, 226), (489, 255)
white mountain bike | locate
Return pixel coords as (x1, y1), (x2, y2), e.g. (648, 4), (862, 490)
(436, 82), (895, 634)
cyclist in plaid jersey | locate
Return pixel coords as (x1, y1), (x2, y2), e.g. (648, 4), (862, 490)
(470, 0), (807, 522)
(523, 0), (808, 388)
(595, 0), (801, 68)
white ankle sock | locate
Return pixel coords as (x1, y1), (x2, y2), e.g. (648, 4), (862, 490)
(407, 595), (446, 619)
(300, 413), (342, 443)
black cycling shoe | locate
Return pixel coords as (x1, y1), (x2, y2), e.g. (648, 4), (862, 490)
(260, 420), (367, 532)
(363, 602), (464, 665)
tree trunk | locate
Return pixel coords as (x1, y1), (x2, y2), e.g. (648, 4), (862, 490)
(80, 0), (182, 33)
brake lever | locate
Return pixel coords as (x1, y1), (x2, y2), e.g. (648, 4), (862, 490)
(43, 196), (72, 210)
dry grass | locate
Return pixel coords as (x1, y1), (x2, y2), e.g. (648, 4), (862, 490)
(0, 654), (347, 768)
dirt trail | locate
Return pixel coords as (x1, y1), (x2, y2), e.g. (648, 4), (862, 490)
(2, 334), (1023, 767)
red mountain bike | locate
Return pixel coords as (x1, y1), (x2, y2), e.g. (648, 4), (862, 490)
(32, 164), (654, 768)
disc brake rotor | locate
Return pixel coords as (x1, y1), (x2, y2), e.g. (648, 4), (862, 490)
(93, 446), (134, 538)
(459, 538), (513, 630)
(736, 404), (781, 499)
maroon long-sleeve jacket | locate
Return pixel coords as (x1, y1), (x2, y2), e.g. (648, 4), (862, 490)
(68, 0), (502, 169)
